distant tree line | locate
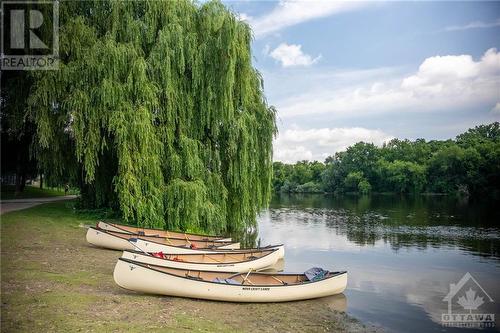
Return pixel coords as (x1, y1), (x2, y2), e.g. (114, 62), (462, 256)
(273, 122), (500, 199)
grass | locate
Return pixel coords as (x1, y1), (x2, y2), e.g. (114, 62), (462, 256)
(0, 201), (374, 332)
(0, 185), (67, 200)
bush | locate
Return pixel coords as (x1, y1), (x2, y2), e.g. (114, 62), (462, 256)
(296, 182), (323, 193)
(280, 180), (298, 193)
(358, 180), (372, 194)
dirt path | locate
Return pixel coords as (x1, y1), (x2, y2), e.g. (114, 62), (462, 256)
(0, 195), (77, 215)
(1, 201), (380, 332)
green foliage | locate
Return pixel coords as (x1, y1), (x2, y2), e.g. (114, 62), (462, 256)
(296, 181), (323, 193)
(274, 122), (500, 199)
(358, 179), (372, 194)
(272, 161), (325, 193)
(26, 0), (276, 232)
(344, 171), (365, 192)
(342, 171), (372, 194)
(1, 71), (39, 192)
(376, 160), (426, 193)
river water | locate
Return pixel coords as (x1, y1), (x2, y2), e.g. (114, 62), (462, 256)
(256, 194), (500, 332)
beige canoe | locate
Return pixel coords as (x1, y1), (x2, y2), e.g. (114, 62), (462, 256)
(86, 227), (240, 251)
(97, 221), (231, 242)
(121, 249), (280, 272)
(114, 258), (347, 302)
(131, 237), (285, 259)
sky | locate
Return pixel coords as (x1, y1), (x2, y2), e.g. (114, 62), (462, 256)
(222, 0), (500, 163)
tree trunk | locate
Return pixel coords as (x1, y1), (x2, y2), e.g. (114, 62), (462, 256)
(14, 151), (23, 196)
(39, 173), (43, 189)
(20, 173), (26, 192)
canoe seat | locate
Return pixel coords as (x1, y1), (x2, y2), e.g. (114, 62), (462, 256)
(271, 276), (288, 285)
(185, 275), (203, 281)
(247, 256), (258, 260)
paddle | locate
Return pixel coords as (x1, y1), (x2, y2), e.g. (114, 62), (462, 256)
(241, 268), (254, 285)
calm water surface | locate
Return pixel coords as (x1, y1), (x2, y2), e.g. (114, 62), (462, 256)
(255, 194), (500, 333)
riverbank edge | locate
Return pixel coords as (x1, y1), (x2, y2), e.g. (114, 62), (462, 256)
(0, 201), (379, 332)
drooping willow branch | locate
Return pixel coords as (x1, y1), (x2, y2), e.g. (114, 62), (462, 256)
(29, 0), (276, 233)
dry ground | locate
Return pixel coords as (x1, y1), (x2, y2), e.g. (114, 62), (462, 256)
(1, 201), (375, 332)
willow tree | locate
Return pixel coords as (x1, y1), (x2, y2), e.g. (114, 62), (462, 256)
(29, 0), (276, 233)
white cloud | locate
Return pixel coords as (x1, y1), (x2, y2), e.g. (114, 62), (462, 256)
(274, 145), (313, 163)
(275, 48), (500, 118)
(274, 126), (394, 163)
(244, 0), (370, 38)
(237, 13), (253, 22)
(492, 102), (500, 115)
(445, 18), (500, 31)
(269, 43), (321, 67)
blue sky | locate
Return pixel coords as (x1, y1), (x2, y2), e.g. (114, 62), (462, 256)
(222, 1), (500, 163)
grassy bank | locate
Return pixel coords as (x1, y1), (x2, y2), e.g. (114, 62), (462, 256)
(0, 185), (66, 200)
(0, 201), (373, 332)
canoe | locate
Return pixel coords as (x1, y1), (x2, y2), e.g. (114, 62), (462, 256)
(86, 227), (239, 251)
(114, 258), (347, 302)
(97, 221), (231, 242)
(121, 248), (280, 272)
(131, 237), (285, 259)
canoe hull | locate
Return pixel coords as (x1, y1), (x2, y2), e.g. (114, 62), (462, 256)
(97, 221), (232, 242)
(86, 228), (135, 251)
(86, 227), (239, 251)
(132, 238), (284, 259)
(121, 250), (280, 273)
(113, 259), (347, 302)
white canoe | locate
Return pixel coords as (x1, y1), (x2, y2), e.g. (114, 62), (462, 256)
(131, 237), (285, 259)
(97, 221), (232, 242)
(86, 227), (239, 251)
(121, 249), (280, 272)
(114, 258), (347, 302)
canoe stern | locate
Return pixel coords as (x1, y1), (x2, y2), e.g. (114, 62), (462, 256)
(86, 228), (135, 251)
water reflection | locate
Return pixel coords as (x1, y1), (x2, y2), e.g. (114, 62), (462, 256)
(266, 194), (500, 259)
(253, 194), (500, 333)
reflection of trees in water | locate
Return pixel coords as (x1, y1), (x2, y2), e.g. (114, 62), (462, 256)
(272, 193), (499, 228)
(381, 233), (499, 259)
(267, 194), (500, 260)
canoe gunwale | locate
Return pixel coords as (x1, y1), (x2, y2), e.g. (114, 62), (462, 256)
(94, 226), (234, 245)
(133, 236), (284, 253)
(123, 249), (278, 265)
(98, 221), (228, 239)
(89, 227), (237, 249)
(118, 257), (347, 288)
